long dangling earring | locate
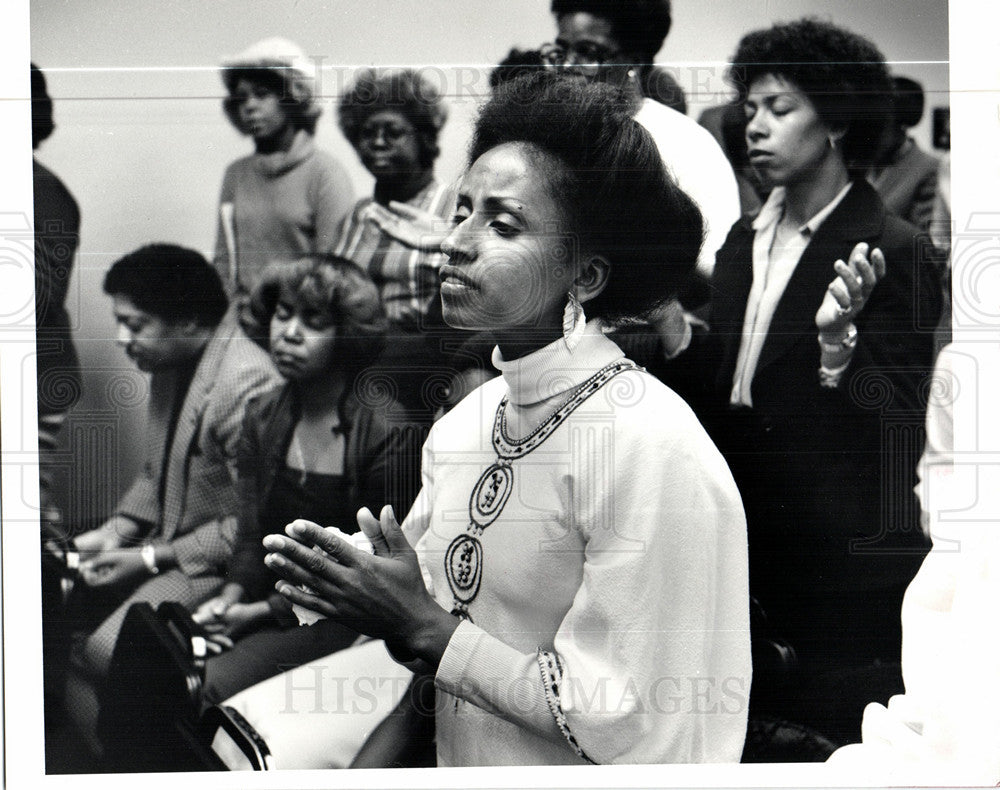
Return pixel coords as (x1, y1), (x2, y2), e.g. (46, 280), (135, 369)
(562, 291), (586, 352)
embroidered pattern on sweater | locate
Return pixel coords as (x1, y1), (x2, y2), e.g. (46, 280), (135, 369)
(444, 359), (639, 620)
(537, 649), (596, 763)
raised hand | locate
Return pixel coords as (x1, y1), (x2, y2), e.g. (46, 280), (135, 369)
(815, 241), (886, 335)
(362, 201), (451, 253)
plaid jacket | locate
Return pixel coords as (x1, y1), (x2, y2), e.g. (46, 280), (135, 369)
(115, 320), (279, 578)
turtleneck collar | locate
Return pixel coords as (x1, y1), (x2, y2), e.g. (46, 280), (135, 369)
(252, 129), (314, 178)
(492, 321), (624, 407)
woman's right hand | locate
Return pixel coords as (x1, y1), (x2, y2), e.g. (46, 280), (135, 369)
(74, 516), (139, 559)
(362, 201), (450, 253)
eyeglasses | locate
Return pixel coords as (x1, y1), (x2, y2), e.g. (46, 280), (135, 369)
(359, 121), (414, 143)
(539, 41), (623, 69)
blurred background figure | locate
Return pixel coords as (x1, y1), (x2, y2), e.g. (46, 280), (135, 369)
(214, 37), (354, 330)
(193, 256), (420, 705)
(544, 0), (739, 278)
(32, 63), (82, 537)
(868, 76), (940, 233)
(63, 245), (277, 756)
(333, 67), (459, 423)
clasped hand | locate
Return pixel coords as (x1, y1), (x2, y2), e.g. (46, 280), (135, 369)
(79, 546), (146, 588)
(815, 241), (886, 335)
(263, 506), (454, 665)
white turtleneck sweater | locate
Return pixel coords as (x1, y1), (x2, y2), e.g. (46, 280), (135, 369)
(402, 323), (751, 766)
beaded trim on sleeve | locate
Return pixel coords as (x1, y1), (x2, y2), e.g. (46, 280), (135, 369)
(537, 649), (596, 764)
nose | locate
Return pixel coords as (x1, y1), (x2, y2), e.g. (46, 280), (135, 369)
(440, 219), (477, 264)
(745, 110), (766, 143)
(116, 324), (132, 348)
(367, 127), (390, 149)
(281, 315), (304, 342)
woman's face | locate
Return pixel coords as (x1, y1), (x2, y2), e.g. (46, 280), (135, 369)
(438, 143), (579, 335)
(356, 109), (422, 179)
(232, 78), (291, 142)
(269, 290), (338, 383)
(552, 12), (633, 88)
(744, 73), (837, 188)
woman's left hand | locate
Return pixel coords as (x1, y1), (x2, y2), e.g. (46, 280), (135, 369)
(815, 241), (886, 334)
(263, 506), (457, 665)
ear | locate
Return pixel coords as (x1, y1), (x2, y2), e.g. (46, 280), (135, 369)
(573, 254), (611, 305)
(827, 122), (848, 145)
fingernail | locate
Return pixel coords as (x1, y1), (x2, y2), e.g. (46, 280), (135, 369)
(288, 522), (306, 536)
(265, 553), (285, 567)
(263, 535), (284, 549)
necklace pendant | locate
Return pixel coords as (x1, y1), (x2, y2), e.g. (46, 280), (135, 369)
(469, 462), (513, 529)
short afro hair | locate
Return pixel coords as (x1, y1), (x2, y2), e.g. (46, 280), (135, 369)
(890, 76), (925, 129)
(249, 254), (388, 373)
(551, 0), (672, 63)
(728, 17), (893, 178)
(103, 244), (228, 327)
(338, 68), (448, 170)
(469, 70), (703, 325)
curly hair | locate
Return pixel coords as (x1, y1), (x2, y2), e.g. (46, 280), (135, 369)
(249, 255), (388, 373)
(338, 68), (448, 169)
(728, 17), (893, 177)
(222, 66), (322, 136)
(550, 0), (672, 63)
(103, 244), (228, 327)
(469, 70), (703, 324)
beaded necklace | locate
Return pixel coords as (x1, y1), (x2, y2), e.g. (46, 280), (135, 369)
(444, 358), (640, 621)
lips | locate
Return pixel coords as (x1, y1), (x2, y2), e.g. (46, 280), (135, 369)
(748, 149), (774, 162)
(439, 266), (476, 289)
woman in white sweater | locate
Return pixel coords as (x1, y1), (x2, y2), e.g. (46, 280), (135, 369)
(262, 71), (751, 766)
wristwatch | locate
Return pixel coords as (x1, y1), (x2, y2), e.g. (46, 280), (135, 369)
(141, 543), (160, 575)
(818, 324), (858, 354)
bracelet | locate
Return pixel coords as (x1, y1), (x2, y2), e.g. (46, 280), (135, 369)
(818, 324), (858, 355)
(140, 543), (160, 575)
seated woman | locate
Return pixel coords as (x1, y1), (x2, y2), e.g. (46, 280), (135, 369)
(263, 71), (751, 766)
(333, 68), (459, 422)
(691, 19), (943, 744)
(213, 38), (354, 320)
(192, 256), (421, 704)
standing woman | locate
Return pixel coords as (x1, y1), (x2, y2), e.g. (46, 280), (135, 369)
(264, 72), (751, 766)
(214, 38), (354, 317)
(332, 68), (458, 422)
(702, 19), (943, 744)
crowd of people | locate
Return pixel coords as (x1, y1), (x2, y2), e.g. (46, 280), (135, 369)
(34, 0), (967, 774)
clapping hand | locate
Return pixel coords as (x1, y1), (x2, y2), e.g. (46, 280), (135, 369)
(815, 241), (886, 335)
(262, 506), (457, 667)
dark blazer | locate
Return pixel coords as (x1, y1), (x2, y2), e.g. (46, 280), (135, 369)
(226, 383), (424, 607)
(703, 180), (942, 598)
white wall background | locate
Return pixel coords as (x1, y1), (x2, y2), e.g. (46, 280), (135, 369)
(28, 0), (950, 521)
